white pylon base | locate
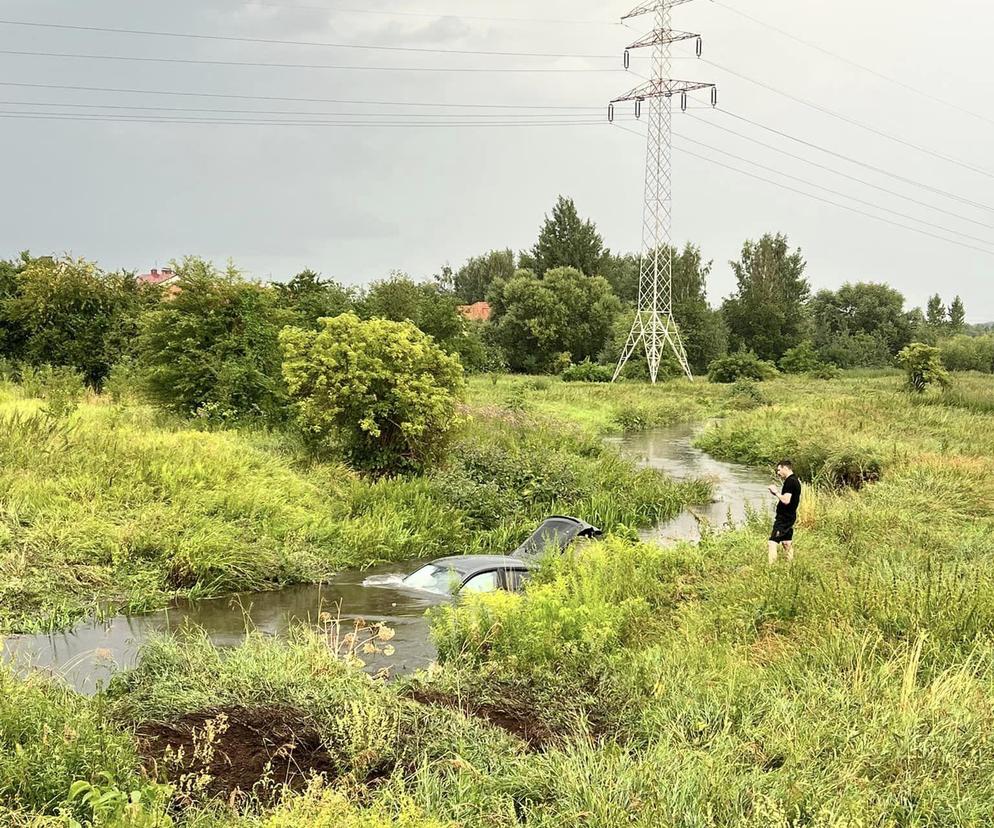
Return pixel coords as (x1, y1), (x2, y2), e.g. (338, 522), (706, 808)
(612, 311), (692, 384)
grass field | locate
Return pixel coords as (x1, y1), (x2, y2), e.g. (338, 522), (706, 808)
(4, 370), (994, 826)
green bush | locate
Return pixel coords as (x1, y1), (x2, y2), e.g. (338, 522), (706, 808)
(897, 342), (950, 393)
(707, 351), (778, 383)
(281, 314), (465, 474)
(562, 360), (614, 383)
(727, 377), (767, 409)
(1, 256), (154, 386)
(938, 335), (994, 373)
(138, 257), (292, 422)
(779, 341), (825, 374)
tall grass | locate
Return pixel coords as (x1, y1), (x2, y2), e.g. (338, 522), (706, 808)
(0, 384), (703, 633)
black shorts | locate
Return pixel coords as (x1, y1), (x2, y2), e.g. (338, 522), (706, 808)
(770, 520), (796, 543)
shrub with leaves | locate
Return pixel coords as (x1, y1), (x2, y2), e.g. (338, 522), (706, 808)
(780, 340), (826, 374)
(281, 314), (465, 473)
(138, 257), (292, 422)
(897, 342), (950, 393)
(707, 351), (778, 383)
(562, 359), (614, 383)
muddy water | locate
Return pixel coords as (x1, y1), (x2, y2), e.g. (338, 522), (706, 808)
(4, 423), (768, 694)
(606, 421), (773, 544)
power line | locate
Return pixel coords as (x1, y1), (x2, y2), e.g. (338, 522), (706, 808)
(709, 0), (994, 128)
(702, 58), (994, 180)
(716, 108), (994, 215)
(686, 113), (994, 231)
(0, 80), (605, 110)
(615, 123), (994, 259)
(0, 18), (622, 59)
(0, 48), (622, 73)
(0, 109), (614, 127)
(671, 130), (994, 249)
(0, 99), (615, 118)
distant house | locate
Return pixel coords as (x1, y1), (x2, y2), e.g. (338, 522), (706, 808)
(137, 268), (181, 298)
(458, 301), (491, 322)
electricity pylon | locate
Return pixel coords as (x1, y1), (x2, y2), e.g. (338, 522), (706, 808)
(609, 0), (716, 383)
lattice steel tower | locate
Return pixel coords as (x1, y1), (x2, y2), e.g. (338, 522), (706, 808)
(609, 0), (716, 383)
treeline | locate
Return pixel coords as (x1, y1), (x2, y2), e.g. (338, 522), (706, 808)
(0, 195), (989, 411)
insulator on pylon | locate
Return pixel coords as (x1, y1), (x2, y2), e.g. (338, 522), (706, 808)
(711, 86), (718, 107)
(696, 37), (703, 57)
(624, 49), (630, 69)
(608, 103), (615, 123)
(681, 92), (688, 112)
(635, 99), (642, 119)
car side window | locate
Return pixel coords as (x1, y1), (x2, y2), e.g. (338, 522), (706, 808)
(460, 570), (499, 594)
(505, 569), (531, 591)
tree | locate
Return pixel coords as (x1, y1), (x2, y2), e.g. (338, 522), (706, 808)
(452, 249), (515, 304)
(488, 267), (621, 373)
(721, 233), (810, 362)
(810, 282), (912, 366)
(274, 269), (353, 329)
(897, 343), (950, 393)
(281, 314), (464, 474)
(138, 257), (292, 421)
(949, 295), (966, 333)
(361, 273), (423, 324)
(531, 196), (604, 277)
(3, 255), (154, 385)
(926, 294), (947, 329)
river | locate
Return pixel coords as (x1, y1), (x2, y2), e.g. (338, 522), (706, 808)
(2, 423), (770, 693)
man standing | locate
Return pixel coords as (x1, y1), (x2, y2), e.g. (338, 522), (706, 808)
(768, 459), (801, 564)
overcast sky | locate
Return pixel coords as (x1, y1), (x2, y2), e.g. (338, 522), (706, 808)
(1, 0), (992, 319)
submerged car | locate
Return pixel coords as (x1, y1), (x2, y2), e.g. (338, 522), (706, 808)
(399, 516), (601, 597)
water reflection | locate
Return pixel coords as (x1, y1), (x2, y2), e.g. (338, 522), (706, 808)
(3, 562), (445, 694)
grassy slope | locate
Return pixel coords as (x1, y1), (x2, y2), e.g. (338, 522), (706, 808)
(7, 372), (994, 825)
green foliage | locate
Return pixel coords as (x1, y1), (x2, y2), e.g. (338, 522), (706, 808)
(452, 249), (515, 304)
(926, 293), (947, 328)
(36, 366), (86, 419)
(727, 377), (767, 409)
(530, 196), (604, 277)
(138, 257), (291, 422)
(273, 269), (353, 329)
(561, 360), (614, 383)
(707, 351), (778, 383)
(487, 267), (621, 373)
(939, 334), (994, 373)
(281, 314), (464, 473)
(722, 233), (810, 362)
(0, 667), (139, 818)
(779, 340), (828, 375)
(948, 295), (967, 333)
(897, 342), (951, 393)
(1, 256), (154, 386)
(810, 283), (912, 364)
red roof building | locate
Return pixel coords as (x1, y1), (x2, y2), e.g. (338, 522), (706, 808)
(458, 301), (491, 322)
(137, 268), (178, 287)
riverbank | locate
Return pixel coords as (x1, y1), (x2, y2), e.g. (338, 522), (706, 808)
(6, 371), (994, 826)
(0, 383), (706, 634)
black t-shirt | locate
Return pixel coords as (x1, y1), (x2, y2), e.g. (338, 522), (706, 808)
(776, 474), (801, 521)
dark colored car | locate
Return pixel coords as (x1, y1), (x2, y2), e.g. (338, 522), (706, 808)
(399, 516), (601, 597)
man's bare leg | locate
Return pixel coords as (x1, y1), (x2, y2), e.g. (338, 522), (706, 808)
(782, 540), (794, 562)
(768, 540), (779, 565)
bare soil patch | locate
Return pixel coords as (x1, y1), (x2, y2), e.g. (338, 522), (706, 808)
(135, 705), (383, 804)
(406, 688), (555, 749)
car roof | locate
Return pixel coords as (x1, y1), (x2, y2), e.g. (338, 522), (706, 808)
(424, 555), (534, 577)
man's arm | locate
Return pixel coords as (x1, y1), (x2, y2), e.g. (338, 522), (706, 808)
(768, 485), (793, 505)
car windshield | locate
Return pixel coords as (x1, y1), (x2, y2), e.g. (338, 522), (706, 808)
(402, 564), (461, 595)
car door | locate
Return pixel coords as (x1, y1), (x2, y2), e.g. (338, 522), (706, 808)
(459, 569), (500, 594)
